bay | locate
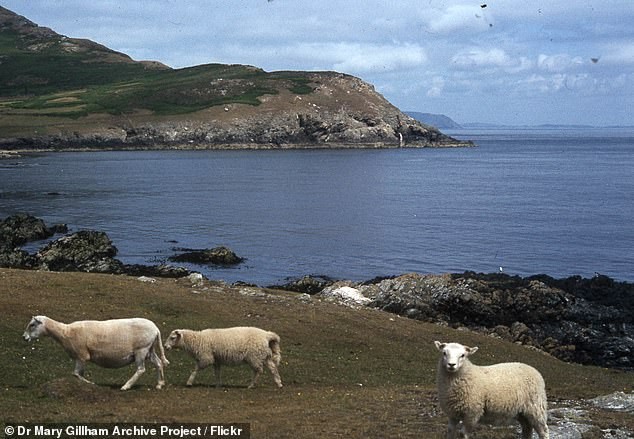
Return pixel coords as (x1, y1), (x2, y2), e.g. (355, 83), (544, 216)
(1, 127), (632, 285)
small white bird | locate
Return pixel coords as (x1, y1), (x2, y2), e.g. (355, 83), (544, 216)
(499, 266), (504, 273)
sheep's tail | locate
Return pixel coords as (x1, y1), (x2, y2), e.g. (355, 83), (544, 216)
(154, 329), (170, 367)
(268, 332), (282, 366)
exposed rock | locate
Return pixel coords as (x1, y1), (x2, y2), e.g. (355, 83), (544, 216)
(35, 230), (123, 273)
(590, 392), (634, 414)
(0, 212), (67, 248)
(547, 394), (634, 438)
(122, 263), (191, 278)
(170, 246), (244, 266)
(320, 283), (372, 307)
(269, 275), (337, 295)
(0, 213), (67, 268)
(0, 248), (36, 269)
(360, 272), (634, 369)
(0, 215), (192, 278)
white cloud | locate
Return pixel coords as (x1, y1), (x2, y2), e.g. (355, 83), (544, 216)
(426, 77), (445, 97)
(601, 42), (634, 64)
(537, 54), (584, 72)
(452, 48), (513, 68)
(424, 4), (494, 34)
(330, 42), (428, 73)
(214, 41), (428, 74)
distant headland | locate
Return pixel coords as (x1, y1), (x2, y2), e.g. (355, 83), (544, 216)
(0, 6), (472, 151)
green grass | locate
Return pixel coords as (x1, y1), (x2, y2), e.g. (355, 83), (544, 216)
(1, 268), (632, 438)
(1, 22), (316, 119)
(1, 64), (317, 118)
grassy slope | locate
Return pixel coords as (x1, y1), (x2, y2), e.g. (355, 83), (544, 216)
(1, 268), (632, 438)
(0, 16), (314, 137)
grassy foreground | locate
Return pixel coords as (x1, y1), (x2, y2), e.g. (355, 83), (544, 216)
(1, 268), (632, 438)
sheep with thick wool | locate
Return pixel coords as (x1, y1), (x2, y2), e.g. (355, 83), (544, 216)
(434, 341), (549, 439)
(164, 327), (282, 388)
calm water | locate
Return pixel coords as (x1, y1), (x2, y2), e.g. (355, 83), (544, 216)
(1, 128), (633, 285)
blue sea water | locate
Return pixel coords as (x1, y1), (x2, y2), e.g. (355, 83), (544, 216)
(1, 128), (632, 285)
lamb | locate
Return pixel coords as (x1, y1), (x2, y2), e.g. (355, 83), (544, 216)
(164, 326), (283, 389)
(22, 316), (169, 390)
(434, 341), (549, 439)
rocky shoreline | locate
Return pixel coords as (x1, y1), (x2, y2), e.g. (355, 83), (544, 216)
(2, 213), (633, 370)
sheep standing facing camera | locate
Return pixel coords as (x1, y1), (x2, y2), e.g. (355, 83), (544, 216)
(434, 341), (549, 439)
(165, 327), (283, 389)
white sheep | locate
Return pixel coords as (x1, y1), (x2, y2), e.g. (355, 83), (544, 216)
(164, 327), (283, 389)
(434, 341), (549, 439)
(22, 316), (169, 390)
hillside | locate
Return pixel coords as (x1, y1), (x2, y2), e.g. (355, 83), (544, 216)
(0, 7), (471, 150)
(1, 268), (633, 438)
(406, 112), (463, 130)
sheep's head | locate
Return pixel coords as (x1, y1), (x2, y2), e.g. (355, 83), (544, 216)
(434, 341), (478, 373)
(23, 316), (46, 342)
(164, 330), (183, 350)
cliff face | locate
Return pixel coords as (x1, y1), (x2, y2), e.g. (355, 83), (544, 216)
(0, 7), (471, 149)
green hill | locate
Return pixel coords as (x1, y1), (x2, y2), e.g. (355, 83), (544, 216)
(0, 7), (470, 149)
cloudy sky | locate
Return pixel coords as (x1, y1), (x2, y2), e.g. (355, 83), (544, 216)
(4, 0), (633, 125)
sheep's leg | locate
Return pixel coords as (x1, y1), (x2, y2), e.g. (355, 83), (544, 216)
(518, 416), (533, 439)
(73, 360), (94, 385)
(519, 412), (549, 439)
(460, 416), (478, 439)
(446, 418), (460, 439)
(121, 354), (146, 391)
(529, 417), (549, 439)
(266, 358), (283, 388)
(149, 352), (165, 390)
(213, 364), (223, 388)
(187, 364), (201, 387)
(535, 423), (549, 439)
(248, 365), (263, 389)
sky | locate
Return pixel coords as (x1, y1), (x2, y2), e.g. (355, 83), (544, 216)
(3, 0), (634, 126)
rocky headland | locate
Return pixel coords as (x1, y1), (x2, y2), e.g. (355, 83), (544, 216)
(0, 6), (472, 151)
(2, 213), (633, 371)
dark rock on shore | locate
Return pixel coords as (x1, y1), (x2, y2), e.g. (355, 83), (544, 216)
(122, 263), (191, 278)
(0, 214), (192, 278)
(356, 272), (634, 369)
(0, 213), (67, 269)
(36, 230), (121, 273)
(269, 275), (337, 294)
(170, 246), (244, 266)
(0, 213), (67, 248)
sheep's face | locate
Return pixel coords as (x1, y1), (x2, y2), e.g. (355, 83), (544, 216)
(23, 316), (45, 342)
(164, 330), (183, 350)
(434, 341), (478, 373)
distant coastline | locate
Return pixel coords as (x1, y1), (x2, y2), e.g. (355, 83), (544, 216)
(406, 111), (634, 131)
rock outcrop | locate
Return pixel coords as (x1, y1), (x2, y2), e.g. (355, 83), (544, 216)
(170, 246), (244, 266)
(357, 272), (634, 369)
(0, 214), (190, 278)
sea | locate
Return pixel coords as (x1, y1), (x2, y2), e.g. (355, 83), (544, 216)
(1, 127), (633, 286)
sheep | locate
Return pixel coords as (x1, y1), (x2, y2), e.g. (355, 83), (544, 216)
(434, 341), (549, 439)
(22, 315), (169, 391)
(164, 326), (283, 389)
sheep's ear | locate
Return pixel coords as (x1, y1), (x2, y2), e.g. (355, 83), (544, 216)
(434, 341), (445, 351)
(466, 346), (479, 356)
(174, 330), (182, 339)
